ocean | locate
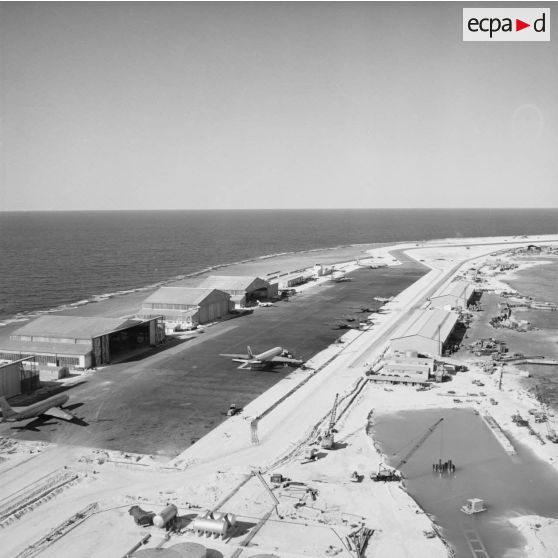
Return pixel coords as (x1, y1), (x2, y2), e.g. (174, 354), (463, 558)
(1, 208), (557, 322)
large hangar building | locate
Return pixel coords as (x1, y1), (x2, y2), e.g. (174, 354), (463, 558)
(429, 280), (475, 310)
(139, 287), (232, 328)
(0, 315), (162, 369)
(390, 308), (459, 357)
(197, 275), (276, 307)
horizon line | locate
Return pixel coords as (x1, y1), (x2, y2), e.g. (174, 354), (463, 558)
(2, 207), (558, 213)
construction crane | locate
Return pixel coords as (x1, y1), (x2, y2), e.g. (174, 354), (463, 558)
(321, 393), (339, 449)
(394, 418), (444, 470)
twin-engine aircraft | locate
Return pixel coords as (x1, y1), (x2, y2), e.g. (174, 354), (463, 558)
(220, 346), (304, 370)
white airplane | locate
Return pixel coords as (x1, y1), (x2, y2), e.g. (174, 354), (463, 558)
(220, 346), (304, 370)
(256, 300), (273, 307)
(331, 272), (350, 282)
(0, 393), (76, 424)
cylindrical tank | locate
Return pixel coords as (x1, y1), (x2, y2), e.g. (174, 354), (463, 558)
(170, 542), (207, 558)
(134, 550), (181, 558)
(405, 350), (418, 359)
(153, 504), (178, 528)
(191, 517), (228, 537)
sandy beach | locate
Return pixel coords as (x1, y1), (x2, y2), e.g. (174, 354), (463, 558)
(2, 234), (558, 558)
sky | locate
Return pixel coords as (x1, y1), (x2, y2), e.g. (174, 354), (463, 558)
(1, 2), (557, 210)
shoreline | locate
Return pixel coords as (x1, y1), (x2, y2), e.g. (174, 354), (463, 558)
(2, 233), (558, 558)
(0, 241), (394, 328)
(2, 231), (550, 327)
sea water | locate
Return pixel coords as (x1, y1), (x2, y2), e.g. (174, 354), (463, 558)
(1, 208), (558, 321)
(372, 407), (558, 558)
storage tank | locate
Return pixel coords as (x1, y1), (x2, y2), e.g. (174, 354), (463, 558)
(153, 504), (178, 528)
(134, 549), (181, 558)
(191, 517), (229, 538)
(405, 350), (418, 359)
(170, 542), (207, 558)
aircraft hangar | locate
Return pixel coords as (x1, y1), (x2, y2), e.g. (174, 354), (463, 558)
(390, 308), (459, 357)
(197, 275), (277, 307)
(139, 287), (232, 328)
(0, 315), (163, 369)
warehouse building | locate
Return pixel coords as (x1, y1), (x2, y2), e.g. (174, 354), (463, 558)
(0, 315), (163, 369)
(0, 357), (39, 398)
(383, 357), (435, 382)
(197, 275), (276, 307)
(429, 280), (475, 310)
(139, 287), (232, 329)
(390, 308), (459, 357)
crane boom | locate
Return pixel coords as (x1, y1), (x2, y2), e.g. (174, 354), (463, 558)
(329, 394), (339, 430)
(395, 418), (444, 469)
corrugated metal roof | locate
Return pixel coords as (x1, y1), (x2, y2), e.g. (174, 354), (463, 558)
(433, 280), (473, 300)
(198, 275), (269, 291)
(0, 339), (92, 356)
(393, 309), (458, 342)
(143, 287), (225, 306)
(11, 315), (143, 340)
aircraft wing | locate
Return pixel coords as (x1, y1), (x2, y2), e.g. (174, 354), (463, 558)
(270, 356), (303, 365)
(43, 407), (75, 421)
(220, 353), (250, 359)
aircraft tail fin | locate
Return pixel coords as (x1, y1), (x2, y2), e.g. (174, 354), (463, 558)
(0, 396), (16, 420)
(247, 346), (254, 358)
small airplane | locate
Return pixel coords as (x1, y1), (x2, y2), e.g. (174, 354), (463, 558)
(0, 393), (76, 425)
(331, 321), (363, 330)
(356, 259), (385, 269)
(256, 300), (273, 307)
(220, 346), (304, 370)
(331, 272), (350, 282)
(336, 315), (358, 322)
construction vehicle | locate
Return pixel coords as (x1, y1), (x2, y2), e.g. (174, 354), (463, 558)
(321, 394), (339, 449)
(370, 464), (401, 482)
(301, 447), (319, 464)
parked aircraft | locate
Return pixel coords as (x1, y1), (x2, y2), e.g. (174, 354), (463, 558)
(256, 300), (273, 307)
(331, 272), (350, 282)
(350, 306), (376, 313)
(0, 393), (76, 424)
(220, 346), (304, 369)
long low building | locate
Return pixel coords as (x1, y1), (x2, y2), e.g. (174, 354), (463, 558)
(429, 280), (475, 310)
(139, 287), (232, 328)
(390, 308), (459, 357)
(197, 275), (277, 307)
(0, 315), (163, 369)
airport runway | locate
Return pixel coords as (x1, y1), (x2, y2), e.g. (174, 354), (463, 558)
(2, 260), (426, 456)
